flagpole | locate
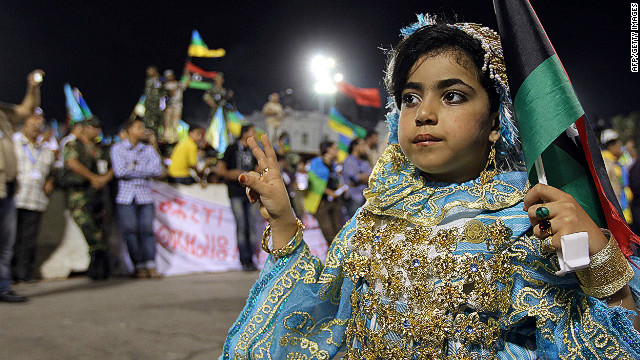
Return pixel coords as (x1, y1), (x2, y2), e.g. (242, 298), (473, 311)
(534, 155), (548, 185)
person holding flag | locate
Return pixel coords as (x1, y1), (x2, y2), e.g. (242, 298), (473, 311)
(142, 66), (165, 136)
(221, 11), (640, 359)
(162, 69), (190, 144)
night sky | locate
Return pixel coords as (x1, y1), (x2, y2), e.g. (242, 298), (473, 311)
(1, 0), (637, 135)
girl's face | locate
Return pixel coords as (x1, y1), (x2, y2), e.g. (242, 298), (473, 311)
(397, 51), (499, 184)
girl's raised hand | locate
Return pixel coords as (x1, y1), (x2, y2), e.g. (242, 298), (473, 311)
(239, 134), (297, 248)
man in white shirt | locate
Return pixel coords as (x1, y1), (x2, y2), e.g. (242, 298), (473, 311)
(12, 110), (54, 282)
(0, 69), (42, 302)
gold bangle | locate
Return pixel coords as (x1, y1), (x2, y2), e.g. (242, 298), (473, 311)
(261, 218), (305, 259)
(576, 230), (634, 298)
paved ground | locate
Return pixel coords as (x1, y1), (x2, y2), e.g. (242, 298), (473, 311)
(1, 271), (260, 360)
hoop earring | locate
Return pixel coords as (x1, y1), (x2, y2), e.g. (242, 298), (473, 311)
(480, 142), (498, 185)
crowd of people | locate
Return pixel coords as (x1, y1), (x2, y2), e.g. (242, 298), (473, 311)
(0, 63), (385, 303)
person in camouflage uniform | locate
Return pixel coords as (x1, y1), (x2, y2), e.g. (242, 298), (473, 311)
(202, 72), (233, 117)
(142, 66), (165, 136)
(63, 116), (114, 280)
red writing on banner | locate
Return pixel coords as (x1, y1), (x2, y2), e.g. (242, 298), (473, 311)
(155, 224), (236, 260)
(156, 197), (224, 226)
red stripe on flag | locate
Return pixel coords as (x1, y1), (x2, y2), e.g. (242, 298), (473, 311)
(337, 82), (382, 108)
(575, 116), (640, 258)
(185, 62), (218, 79)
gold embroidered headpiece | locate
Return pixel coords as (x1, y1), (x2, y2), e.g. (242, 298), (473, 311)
(451, 23), (509, 91)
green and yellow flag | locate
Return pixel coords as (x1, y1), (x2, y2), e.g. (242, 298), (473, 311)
(188, 30), (226, 58)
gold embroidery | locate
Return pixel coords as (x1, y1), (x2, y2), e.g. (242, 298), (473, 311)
(363, 144), (529, 227)
(236, 237), (348, 358)
(463, 219), (486, 244)
(343, 210), (516, 358)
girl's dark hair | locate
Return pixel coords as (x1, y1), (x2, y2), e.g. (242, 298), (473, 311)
(385, 24), (500, 114)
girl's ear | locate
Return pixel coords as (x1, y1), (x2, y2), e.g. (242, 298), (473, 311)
(488, 112), (500, 143)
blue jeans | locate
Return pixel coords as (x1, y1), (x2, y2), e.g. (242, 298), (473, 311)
(229, 196), (257, 265)
(0, 182), (17, 293)
(117, 203), (156, 269)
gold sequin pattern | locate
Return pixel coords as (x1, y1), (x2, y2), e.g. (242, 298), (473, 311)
(342, 209), (516, 358)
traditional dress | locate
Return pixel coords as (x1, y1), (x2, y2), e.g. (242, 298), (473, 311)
(221, 144), (640, 359)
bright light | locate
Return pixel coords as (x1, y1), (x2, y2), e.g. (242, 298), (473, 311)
(314, 80), (337, 94)
(310, 55), (342, 94)
(310, 56), (327, 76)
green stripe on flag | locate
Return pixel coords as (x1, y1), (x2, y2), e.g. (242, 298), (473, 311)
(513, 54), (584, 173)
(181, 75), (213, 90)
(535, 144), (606, 226)
(329, 111), (367, 138)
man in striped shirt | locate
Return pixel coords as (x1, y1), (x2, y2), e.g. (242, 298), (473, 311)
(110, 119), (163, 278)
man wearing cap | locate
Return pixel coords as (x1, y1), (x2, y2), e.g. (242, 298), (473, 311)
(601, 129), (633, 223)
(63, 116), (114, 280)
(12, 109), (55, 283)
(0, 69), (43, 302)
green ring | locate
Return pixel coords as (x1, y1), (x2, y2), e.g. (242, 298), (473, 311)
(536, 206), (550, 219)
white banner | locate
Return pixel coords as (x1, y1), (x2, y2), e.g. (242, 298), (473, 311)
(151, 182), (328, 276)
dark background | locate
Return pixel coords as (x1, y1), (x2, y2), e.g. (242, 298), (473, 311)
(0, 0), (637, 135)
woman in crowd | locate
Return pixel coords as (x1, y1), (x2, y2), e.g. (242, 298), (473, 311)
(221, 15), (640, 359)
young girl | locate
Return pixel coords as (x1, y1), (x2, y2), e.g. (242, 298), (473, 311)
(221, 16), (640, 359)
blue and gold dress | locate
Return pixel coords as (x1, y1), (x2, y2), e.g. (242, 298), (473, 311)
(221, 144), (640, 359)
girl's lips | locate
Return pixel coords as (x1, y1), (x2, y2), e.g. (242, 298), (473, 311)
(413, 133), (442, 144)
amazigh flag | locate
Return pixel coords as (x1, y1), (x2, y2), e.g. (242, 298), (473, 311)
(227, 110), (248, 138)
(177, 120), (190, 142)
(304, 157), (330, 214)
(50, 119), (60, 139)
(494, 0), (640, 256)
(64, 83), (84, 124)
(206, 106), (228, 153)
(73, 88), (92, 118)
(328, 107), (367, 162)
(335, 81), (382, 131)
(188, 30), (226, 58)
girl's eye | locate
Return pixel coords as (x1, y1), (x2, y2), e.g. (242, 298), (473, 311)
(443, 91), (466, 104)
(401, 93), (421, 107)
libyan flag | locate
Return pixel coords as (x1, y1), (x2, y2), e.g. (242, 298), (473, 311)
(494, 0), (639, 256)
(335, 81), (382, 131)
(182, 62), (218, 90)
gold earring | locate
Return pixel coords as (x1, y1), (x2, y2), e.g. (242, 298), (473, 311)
(480, 142), (497, 185)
